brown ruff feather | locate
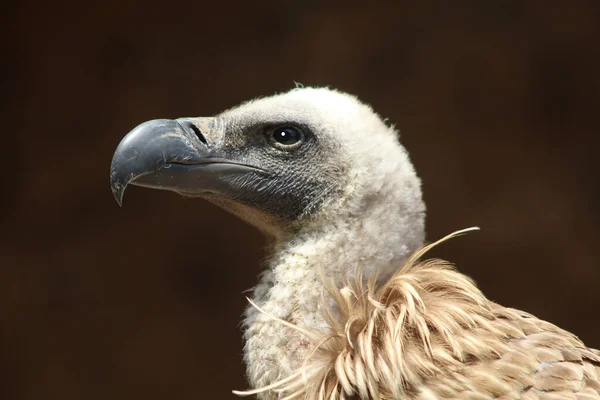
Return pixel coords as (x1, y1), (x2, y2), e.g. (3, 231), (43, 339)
(234, 229), (600, 399)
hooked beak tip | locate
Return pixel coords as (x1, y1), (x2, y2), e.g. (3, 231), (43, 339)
(111, 179), (126, 207)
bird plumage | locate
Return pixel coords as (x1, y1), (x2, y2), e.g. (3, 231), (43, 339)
(235, 229), (600, 399)
(110, 87), (598, 400)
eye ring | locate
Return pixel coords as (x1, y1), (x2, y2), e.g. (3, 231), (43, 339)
(267, 126), (304, 151)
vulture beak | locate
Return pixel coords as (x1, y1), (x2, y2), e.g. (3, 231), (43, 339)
(110, 117), (265, 206)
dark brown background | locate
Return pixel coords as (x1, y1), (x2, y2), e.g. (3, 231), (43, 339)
(2, 2), (599, 399)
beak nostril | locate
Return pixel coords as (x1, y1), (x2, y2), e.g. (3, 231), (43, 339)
(187, 123), (208, 145)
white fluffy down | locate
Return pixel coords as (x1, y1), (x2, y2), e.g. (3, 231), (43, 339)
(234, 88), (426, 396)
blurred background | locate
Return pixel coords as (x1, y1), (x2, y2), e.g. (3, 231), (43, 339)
(2, 1), (599, 399)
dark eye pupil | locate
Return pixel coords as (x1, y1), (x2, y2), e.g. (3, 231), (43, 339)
(273, 127), (301, 145)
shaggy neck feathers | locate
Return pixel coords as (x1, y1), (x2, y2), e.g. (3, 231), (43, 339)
(237, 229), (594, 400)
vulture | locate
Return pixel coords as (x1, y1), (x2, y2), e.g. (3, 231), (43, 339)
(110, 87), (599, 399)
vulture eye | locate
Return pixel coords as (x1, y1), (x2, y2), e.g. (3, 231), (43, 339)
(268, 126), (303, 150)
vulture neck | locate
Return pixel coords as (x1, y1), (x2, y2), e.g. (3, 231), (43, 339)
(243, 202), (425, 390)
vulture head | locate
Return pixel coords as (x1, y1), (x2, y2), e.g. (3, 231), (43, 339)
(111, 87), (425, 251)
(110, 87), (426, 393)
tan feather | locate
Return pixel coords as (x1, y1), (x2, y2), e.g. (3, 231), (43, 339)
(234, 228), (600, 399)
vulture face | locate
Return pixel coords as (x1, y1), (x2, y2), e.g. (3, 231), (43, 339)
(111, 88), (421, 236)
